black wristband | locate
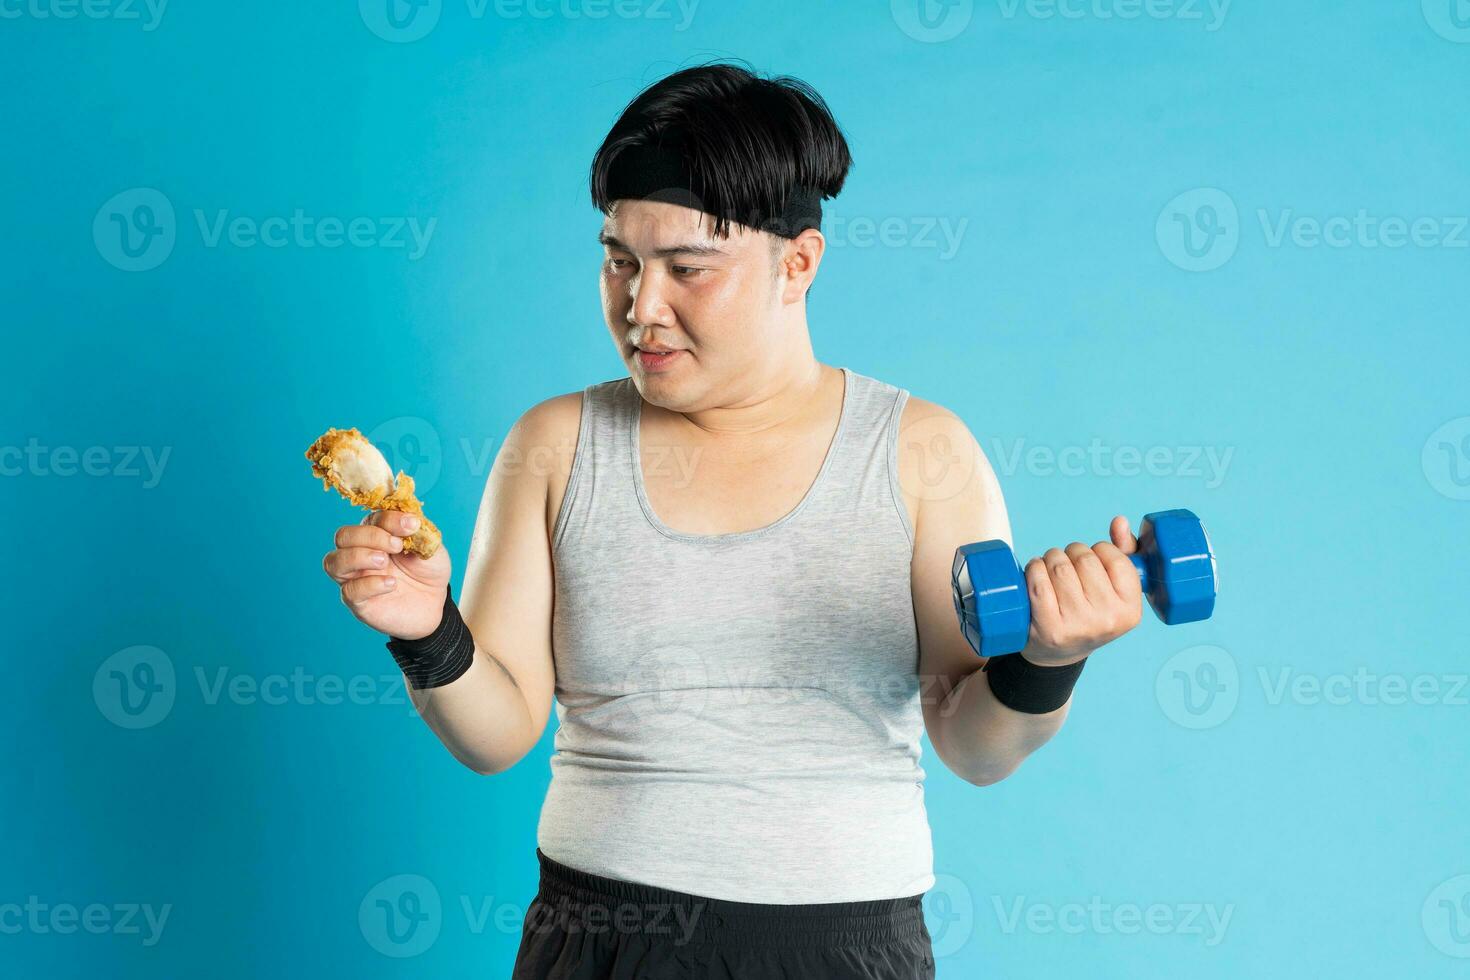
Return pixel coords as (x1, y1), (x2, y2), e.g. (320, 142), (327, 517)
(982, 652), (1087, 714)
(385, 584), (476, 690)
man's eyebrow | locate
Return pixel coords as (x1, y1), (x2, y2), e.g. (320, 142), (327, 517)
(597, 232), (729, 259)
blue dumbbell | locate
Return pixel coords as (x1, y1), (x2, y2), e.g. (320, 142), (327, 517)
(951, 509), (1217, 657)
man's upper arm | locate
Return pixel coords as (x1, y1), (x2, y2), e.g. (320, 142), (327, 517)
(896, 397), (1013, 743)
(456, 392), (581, 751)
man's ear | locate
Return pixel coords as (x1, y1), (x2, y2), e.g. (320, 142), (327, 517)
(775, 228), (824, 303)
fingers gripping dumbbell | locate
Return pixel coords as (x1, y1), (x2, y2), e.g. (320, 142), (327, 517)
(950, 509), (1218, 657)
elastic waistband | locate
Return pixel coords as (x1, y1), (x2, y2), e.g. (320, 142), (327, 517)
(529, 849), (928, 950)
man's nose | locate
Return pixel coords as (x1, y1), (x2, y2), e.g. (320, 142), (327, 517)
(628, 269), (675, 328)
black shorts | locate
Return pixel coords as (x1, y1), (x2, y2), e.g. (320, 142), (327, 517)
(512, 849), (936, 979)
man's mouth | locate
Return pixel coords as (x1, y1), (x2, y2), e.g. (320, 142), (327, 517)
(635, 348), (686, 370)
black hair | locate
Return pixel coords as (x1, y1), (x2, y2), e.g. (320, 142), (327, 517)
(589, 60), (852, 241)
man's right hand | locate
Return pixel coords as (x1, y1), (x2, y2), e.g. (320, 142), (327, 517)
(323, 509), (453, 640)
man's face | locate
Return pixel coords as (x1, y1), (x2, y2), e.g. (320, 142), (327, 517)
(599, 198), (789, 410)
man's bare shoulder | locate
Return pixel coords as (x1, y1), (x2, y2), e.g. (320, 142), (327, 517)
(506, 390), (586, 492)
(899, 393), (963, 428)
(894, 393), (1002, 535)
(894, 393), (980, 487)
(516, 390), (585, 440)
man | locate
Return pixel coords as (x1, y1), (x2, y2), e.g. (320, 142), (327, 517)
(321, 60), (1144, 979)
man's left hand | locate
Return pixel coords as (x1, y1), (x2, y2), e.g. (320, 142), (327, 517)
(1019, 515), (1145, 667)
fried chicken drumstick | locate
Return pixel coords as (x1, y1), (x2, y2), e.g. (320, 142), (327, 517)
(304, 427), (443, 559)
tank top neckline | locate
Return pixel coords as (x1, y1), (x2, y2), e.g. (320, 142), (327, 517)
(629, 365), (854, 544)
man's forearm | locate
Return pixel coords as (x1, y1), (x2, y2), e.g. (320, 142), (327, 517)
(405, 643), (535, 775)
(931, 661), (1072, 786)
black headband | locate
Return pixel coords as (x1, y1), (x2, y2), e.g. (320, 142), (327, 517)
(602, 142), (823, 239)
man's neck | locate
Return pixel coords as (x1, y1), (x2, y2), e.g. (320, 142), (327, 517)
(678, 358), (833, 442)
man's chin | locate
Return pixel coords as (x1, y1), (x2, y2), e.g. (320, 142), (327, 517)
(629, 362), (703, 411)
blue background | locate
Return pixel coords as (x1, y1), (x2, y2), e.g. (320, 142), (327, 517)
(4, 1), (1468, 976)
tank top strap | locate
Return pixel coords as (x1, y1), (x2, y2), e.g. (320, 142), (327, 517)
(549, 376), (641, 555)
(804, 367), (914, 543)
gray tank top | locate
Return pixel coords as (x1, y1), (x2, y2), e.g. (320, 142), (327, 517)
(540, 366), (935, 903)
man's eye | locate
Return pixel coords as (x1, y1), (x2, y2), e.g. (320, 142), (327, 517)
(604, 258), (701, 277)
